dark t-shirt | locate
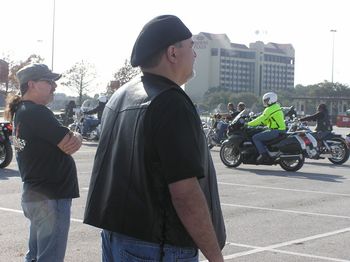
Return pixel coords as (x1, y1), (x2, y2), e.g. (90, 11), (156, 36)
(14, 101), (79, 202)
(143, 81), (205, 184)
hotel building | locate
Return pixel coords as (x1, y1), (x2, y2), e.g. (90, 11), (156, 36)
(185, 32), (295, 101)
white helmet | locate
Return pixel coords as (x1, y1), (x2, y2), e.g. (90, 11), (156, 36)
(98, 94), (107, 103)
(262, 92), (277, 107)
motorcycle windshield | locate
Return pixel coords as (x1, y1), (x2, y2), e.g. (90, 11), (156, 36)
(81, 99), (98, 111)
(231, 109), (247, 125)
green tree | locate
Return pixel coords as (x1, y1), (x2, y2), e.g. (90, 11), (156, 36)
(0, 54), (43, 94)
(202, 87), (259, 112)
(61, 60), (97, 105)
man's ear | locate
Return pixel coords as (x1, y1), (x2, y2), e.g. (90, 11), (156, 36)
(27, 80), (35, 90)
(167, 46), (177, 62)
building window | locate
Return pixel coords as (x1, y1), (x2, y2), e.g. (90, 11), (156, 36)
(211, 48), (218, 56)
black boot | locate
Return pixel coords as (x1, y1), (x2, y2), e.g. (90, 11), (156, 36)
(257, 153), (270, 164)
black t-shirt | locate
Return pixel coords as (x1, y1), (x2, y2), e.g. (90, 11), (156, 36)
(14, 101), (79, 202)
(143, 79), (205, 184)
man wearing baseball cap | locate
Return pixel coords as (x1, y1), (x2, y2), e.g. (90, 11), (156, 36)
(84, 15), (226, 261)
(5, 63), (82, 261)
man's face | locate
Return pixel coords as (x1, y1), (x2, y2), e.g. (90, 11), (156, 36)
(29, 79), (57, 105)
(238, 104), (245, 112)
(175, 38), (197, 85)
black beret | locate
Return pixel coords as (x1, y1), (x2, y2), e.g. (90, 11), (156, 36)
(130, 15), (192, 67)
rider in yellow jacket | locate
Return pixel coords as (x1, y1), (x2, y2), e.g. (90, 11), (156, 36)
(248, 92), (286, 163)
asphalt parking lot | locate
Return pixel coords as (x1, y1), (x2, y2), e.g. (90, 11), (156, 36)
(1, 127), (350, 261)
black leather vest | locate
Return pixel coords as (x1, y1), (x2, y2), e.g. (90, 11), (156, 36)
(84, 75), (226, 248)
(316, 111), (332, 132)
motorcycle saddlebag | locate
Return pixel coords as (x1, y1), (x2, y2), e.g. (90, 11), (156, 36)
(276, 136), (301, 154)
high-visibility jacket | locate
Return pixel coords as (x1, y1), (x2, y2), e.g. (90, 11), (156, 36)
(248, 103), (286, 130)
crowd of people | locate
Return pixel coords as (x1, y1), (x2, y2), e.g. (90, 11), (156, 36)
(3, 14), (335, 262)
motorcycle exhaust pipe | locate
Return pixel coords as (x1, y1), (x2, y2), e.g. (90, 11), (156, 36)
(280, 154), (301, 160)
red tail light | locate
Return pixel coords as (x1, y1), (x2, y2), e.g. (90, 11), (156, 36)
(4, 123), (13, 132)
(302, 136), (312, 145)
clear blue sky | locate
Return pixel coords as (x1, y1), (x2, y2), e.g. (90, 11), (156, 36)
(1, 0), (349, 95)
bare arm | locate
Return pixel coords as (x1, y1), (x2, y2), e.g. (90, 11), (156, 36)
(300, 111), (322, 122)
(57, 131), (83, 155)
(169, 177), (223, 262)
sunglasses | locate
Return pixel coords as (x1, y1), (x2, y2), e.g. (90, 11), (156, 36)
(37, 79), (57, 88)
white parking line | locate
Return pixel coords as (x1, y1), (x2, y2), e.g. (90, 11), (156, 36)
(223, 226), (350, 260)
(222, 203), (350, 219)
(0, 207), (23, 214)
(221, 242), (350, 262)
(2, 205), (349, 261)
(219, 182), (350, 197)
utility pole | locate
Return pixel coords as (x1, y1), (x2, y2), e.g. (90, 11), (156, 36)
(51, 0), (56, 70)
(330, 29), (337, 83)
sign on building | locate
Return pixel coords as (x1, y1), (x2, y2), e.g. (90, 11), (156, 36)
(0, 59), (9, 83)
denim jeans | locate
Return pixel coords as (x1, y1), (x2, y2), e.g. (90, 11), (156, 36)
(252, 129), (285, 154)
(101, 230), (198, 262)
(21, 199), (72, 262)
(216, 121), (229, 142)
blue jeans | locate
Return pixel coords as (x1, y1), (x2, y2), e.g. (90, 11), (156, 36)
(101, 230), (198, 262)
(216, 121), (229, 142)
(21, 199), (72, 262)
(252, 129), (285, 154)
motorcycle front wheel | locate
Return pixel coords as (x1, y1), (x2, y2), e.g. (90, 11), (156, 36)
(327, 138), (350, 165)
(220, 144), (242, 167)
(0, 141), (13, 168)
(279, 155), (304, 172)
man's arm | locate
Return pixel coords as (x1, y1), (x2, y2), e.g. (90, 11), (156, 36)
(300, 111), (322, 122)
(169, 177), (224, 262)
(57, 131), (83, 155)
(85, 104), (101, 115)
(248, 112), (267, 127)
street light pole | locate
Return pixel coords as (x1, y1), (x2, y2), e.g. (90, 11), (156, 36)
(330, 29), (337, 83)
(51, 0), (56, 70)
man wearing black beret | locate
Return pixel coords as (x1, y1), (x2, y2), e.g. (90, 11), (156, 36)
(84, 15), (226, 262)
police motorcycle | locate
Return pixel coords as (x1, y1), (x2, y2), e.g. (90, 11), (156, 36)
(68, 99), (100, 141)
(287, 118), (349, 165)
(0, 121), (13, 168)
(219, 110), (306, 171)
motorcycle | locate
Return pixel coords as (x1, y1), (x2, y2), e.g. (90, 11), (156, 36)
(204, 116), (229, 149)
(68, 111), (100, 141)
(0, 122), (13, 168)
(68, 100), (100, 141)
(207, 105), (297, 150)
(219, 110), (306, 172)
(287, 118), (350, 165)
